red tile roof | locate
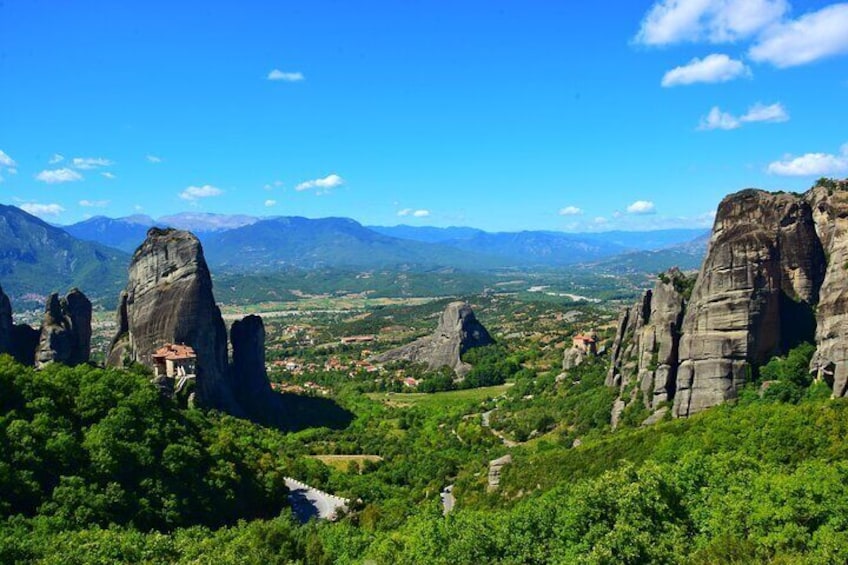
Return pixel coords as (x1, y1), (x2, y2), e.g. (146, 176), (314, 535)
(153, 344), (197, 361)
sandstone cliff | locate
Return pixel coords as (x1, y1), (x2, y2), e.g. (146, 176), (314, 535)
(607, 269), (687, 418)
(0, 284), (12, 354)
(608, 180), (848, 420)
(372, 301), (494, 375)
(107, 228), (237, 412)
(35, 289), (92, 368)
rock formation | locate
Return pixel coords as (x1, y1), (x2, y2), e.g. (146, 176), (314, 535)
(807, 184), (848, 396)
(0, 284), (12, 354)
(106, 228), (237, 411)
(674, 190), (824, 417)
(35, 289), (92, 368)
(607, 269), (687, 420)
(11, 324), (39, 366)
(608, 180), (848, 420)
(230, 314), (270, 411)
(372, 301), (494, 376)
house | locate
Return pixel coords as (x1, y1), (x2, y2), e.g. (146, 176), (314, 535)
(341, 335), (377, 345)
(572, 333), (597, 355)
(152, 344), (197, 378)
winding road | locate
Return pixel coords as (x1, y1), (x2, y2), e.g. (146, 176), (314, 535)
(284, 477), (349, 523)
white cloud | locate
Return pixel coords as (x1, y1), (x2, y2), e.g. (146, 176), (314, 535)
(636, 0), (788, 45)
(750, 4), (848, 68)
(767, 143), (848, 176)
(20, 203), (65, 217)
(7, 168), (16, 175)
(146, 155), (162, 163)
(179, 184), (224, 201)
(0, 150), (16, 167)
(661, 53), (750, 86)
(558, 206), (584, 216)
(295, 173), (344, 193)
(698, 107), (740, 130)
(72, 157), (113, 170)
(49, 153), (64, 164)
(593, 216), (609, 225)
(101, 172), (117, 179)
(264, 199), (277, 207)
(698, 102), (789, 130)
(79, 199), (110, 208)
(627, 200), (657, 214)
(397, 208), (430, 218)
(263, 180), (284, 190)
(35, 168), (83, 183)
(741, 102), (789, 123)
(267, 69), (305, 82)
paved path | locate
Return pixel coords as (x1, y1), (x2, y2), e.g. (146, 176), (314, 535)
(284, 477), (350, 523)
(481, 410), (518, 447)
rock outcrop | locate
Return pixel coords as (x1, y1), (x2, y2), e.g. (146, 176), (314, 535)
(607, 269), (687, 416)
(674, 190), (824, 417)
(11, 324), (39, 366)
(35, 289), (92, 368)
(608, 181), (848, 420)
(230, 314), (270, 411)
(0, 284), (12, 354)
(372, 301), (494, 375)
(106, 228), (236, 411)
(807, 184), (848, 396)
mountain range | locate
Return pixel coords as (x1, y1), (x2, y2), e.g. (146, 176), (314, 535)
(0, 206), (709, 305)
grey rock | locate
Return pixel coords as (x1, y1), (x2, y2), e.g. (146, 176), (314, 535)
(488, 454), (512, 491)
(674, 190), (824, 417)
(11, 324), (39, 366)
(230, 314), (270, 410)
(372, 301), (494, 375)
(35, 289), (92, 368)
(106, 228), (237, 412)
(0, 284), (12, 354)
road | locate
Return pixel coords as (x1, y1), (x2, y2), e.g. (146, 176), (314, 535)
(440, 484), (455, 515)
(481, 410), (518, 447)
(284, 477), (349, 523)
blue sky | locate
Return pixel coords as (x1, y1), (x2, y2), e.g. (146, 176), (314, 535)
(1, 0), (847, 232)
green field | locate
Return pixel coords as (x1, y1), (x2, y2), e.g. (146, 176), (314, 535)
(367, 384), (511, 408)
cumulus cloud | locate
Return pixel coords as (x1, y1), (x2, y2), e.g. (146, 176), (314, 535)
(661, 54), (750, 86)
(35, 168), (83, 183)
(179, 184), (224, 201)
(636, 0), (788, 45)
(72, 157), (113, 170)
(146, 155), (162, 163)
(0, 150), (16, 168)
(397, 208), (431, 218)
(79, 199), (110, 208)
(267, 69), (305, 82)
(21, 203), (65, 217)
(101, 172), (117, 179)
(750, 4), (848, 68)
(767, 143), (848, 176)
(295, 173), (344, 193)
(49, 153), (64, 164)
(698, 102), (789, 130)
(627, 200), (657, 214)
(558, 206), (584, 216)
(263, 180), (284, 190)
(264, 199), (277, 207)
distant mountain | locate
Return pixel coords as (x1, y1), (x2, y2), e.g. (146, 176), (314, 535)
(63, 215), (156, 253)
(204, 216), (506, 271)
(157, 212), (259, 233)
(577, 228), (708, 251)
(369, 225), (485, 243)
(441, 231), (629, 266)
(0, 205), (130, 306)
(583, 232), (709, 275)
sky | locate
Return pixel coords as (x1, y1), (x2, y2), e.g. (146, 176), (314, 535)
(1, 0), (847, 232)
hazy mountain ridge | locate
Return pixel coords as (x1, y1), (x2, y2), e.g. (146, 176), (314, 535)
(0, 205), (129, 305)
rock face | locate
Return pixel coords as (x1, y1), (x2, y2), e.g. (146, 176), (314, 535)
(608, 182), (848, 420)
(11, 324), (39, 366)
(674, 190), (824, 417)
(0, 284), (12, 354)
(107, 228), (236, 411)
(35, 289), (92, 368)
(607, 269), (687, 415)
(372, 301), (494, 375)
(808, 184), (848, 396)
(230, 314), (269, 410)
